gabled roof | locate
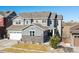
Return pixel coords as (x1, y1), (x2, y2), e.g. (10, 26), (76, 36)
(70, 24), (79, 33)
(7, 25), (28, 31)
(12, 16), (24, 20)
(33, 23), (49, 30)
(19, 12), (32, 19)
(32, 12), (50, 19)
(7, 23), (49, 31)
(0, 11), (16, 17)
(19, 12), (62, 20)
(19, 12), (50, 20)
(22, 23), (49, 31)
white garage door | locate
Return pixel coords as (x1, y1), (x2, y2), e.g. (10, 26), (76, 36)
(10, 32), (22, 40)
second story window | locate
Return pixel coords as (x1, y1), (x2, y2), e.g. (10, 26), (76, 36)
(26, 21), (28, 24)
(36, 20), (38, 23)
(42, 20), (46, 23)
(16, 20), (21, 24)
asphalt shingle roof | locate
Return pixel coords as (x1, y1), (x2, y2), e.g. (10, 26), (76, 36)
(19, 12), (51, 20)
(33, 23), (49, 30)
(56, 15), (63, 20)
(19, 12), (60, 20)
(7, 23), (49, 31)
(0, 11), (15, 17)
(7, 25), (28, 31)
(19, 12), (32, 19)
(70, 24), (79, 33)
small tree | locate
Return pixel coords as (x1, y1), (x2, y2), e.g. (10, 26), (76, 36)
(49, 35), (60, 49)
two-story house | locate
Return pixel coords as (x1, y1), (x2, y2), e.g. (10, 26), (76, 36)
(7, 12), (63, 43)
(0, 11), (17, 39)
(19, 12), (63, 37)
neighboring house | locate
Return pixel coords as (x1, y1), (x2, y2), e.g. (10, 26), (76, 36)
(70, 24), (79, 47)
(7, 24), (50, 43)
(0, 11), (17, 39)
(0, 15), (5, 38)
(62, 22), (78, 43)
(7, 12), (63, 43)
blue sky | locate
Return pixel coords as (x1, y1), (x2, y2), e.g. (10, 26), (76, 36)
(0, 6), (79, 22)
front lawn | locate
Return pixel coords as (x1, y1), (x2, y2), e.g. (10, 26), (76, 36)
(12, 43), (48, 52)
(3, 48), (31, 53)
(3, 48), (41, 53)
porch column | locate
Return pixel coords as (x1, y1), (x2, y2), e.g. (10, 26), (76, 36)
(53, 29), (54, 36)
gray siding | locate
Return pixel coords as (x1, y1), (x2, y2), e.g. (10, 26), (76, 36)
(13, 18), (31, 25)
(24, 19), (31, 25)
(57, 20), (62, 37)
(49, 19), (54, 29)
(22, 25), (44, 36)
(22, 25), (44, 43)
(33, 19), (47, 26)
(22, 35), (44, 43)
(22, 25), (49, 43)
(13, 18), (24, 25)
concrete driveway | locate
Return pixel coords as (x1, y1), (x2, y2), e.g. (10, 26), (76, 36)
(0, 39), (17, 50)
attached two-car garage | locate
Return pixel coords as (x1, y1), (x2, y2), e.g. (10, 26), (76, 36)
(7, 25), (27, 40)
(9, 31), (22, 40)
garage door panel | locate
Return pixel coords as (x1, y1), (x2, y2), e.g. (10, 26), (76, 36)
(10, 33), (22, 40)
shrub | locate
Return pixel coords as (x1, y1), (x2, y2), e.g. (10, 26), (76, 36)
(49, 35), (60, 49)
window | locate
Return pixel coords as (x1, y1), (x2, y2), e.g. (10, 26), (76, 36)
(30, 31), (35, 36)
(16, 21), (18, 24)
(36, 20), (38, 23)
(31, 19), (33, 23)
(18, 20), (21, 24)
(42, 20), (46, 23)
(74, 36), (79, 38)
(26, 21), (28, 24)
(16, 20), (21, 24)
